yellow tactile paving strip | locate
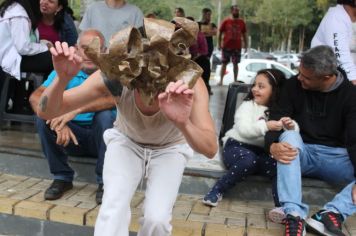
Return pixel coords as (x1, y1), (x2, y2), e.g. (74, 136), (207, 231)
(0, 172), (355, 236)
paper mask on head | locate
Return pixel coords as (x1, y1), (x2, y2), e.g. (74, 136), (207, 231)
(84, 17), (203, 105)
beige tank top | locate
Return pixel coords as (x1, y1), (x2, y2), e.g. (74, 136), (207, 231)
(114, 87), (186, 149)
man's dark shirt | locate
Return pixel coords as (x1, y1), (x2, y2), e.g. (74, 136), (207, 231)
(198, 21), (217, 58)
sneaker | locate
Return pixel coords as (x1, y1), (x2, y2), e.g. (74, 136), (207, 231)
(284, 214), (306, 236)
(202, 190), (222, 207)
(269, 207), (286, 224)
(44, 180), (73, 200)
(306, 210), (345, 236)
(95, 184), (104, 205)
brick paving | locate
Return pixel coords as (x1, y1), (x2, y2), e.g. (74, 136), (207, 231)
(0, 172), (355, 235)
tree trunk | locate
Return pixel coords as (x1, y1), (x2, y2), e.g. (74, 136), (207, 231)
(287, 28), (293, 53)
(298, 26), (305, 53)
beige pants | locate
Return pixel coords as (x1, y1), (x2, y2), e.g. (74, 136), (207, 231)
(94, 128), (193, 236)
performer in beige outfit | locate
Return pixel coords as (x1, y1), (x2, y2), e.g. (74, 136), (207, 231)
(36, 19), (218, 236)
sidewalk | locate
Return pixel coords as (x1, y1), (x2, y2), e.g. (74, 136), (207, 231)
(1, 172), (355, 236)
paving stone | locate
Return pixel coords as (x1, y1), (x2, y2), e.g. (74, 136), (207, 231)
(345, 215), (356, 231)
(45, 199), (80, 207)
(266, 220), (284, 229)
(191, 202), (211, 215)
(14, 200), (53, 220)
(10, 188), (40, 200)
(215, 199), (231, 211)
(226, 217), (246, 228)
(77, 201), (97, 209)
(29, 179), (53, 190)
(246, 213), (266, 229)
(75, 184), (97, 196)
(0, 180), (22, 191)
(210, 208), (245, 220)
(248, 200), (274, 208)
(172, 227), (201, 236)
(0, 190), (15, 198)
(7, 178), (42, 192)
(247, 227), (283, 236)
(172, 205), (192, 220)
(171, 219), (204, 230)
(205, 223), (245, 236)
(49, 205), (89, 225)
(86, 206), (100, 227)
(27, 191), (45, 202)
(177, 194), (201, 202)
(0, 197), (20, 214)
(188, 213), (225, 224)
(0, 174), (28, 182)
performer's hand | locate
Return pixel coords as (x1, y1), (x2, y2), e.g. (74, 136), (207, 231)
(351, 80), (356, 86)
(50, 41), (82, 81)
(280, 117), (295, 130)
(47, 111), (77, 131)
(270, 142), (298, 164)
(55, 125), (78, 147)
(158, 80), (194, 127)
(352, 183), (356, 205)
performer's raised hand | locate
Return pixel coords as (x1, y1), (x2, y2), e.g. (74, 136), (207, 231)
(50, 41), (83, 81)
(158, 80), (194, 127)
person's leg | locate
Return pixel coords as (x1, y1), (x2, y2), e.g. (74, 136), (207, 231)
(94, 129), (144, 236)
(35, 117), (74, 182)
(219, 49), (230, 85)
(277, 130), (309, 218)
(203, 139), (259, 206)
(138, 143), (193, 236)
(195, 56), (212, 95)
(231, 50), (241, 82)
(90, 110), (114, 184)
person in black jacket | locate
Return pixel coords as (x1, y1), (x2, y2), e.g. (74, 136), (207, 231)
(265, 45), (356, 236)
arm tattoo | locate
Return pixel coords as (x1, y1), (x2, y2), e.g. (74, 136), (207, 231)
(39, 96), (48, 112)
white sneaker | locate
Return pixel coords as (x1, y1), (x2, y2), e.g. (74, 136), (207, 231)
(268, 207), (286, 224)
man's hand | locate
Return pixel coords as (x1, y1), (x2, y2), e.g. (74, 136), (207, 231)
(352, 80), (356, 86)
(47, 111), (78, 131)
(158, 80), (194, 128)
(270, 142), (298, 164)
(266, 120), (283, 131)
(352, 183), (356, 205)
(50, 41), (82, 81)
(281, 117), (295, 130)
(54, 125), (78, 147)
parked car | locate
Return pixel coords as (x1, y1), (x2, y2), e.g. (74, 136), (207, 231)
(212, 59), (296, 85)
(276, 54), (300, 69)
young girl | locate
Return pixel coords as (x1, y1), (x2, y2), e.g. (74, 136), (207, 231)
(203, 68), (299, 207)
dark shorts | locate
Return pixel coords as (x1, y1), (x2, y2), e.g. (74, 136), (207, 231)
(222, 49), (241, 64)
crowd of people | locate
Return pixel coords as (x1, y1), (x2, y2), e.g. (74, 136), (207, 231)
(0, 0), (356, 236)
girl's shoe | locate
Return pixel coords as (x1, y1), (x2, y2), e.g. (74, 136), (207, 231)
(268, 207), (286, 224)
(202, 190), (223, 207)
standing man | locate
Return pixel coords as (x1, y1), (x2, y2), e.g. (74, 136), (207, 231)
(218, 5), (247, 85)
(79, 0), (144, 45)
(199, 8), (217, 59)
(266, 46), (356, 236)
(311, 0), (356, 85)
(29, 29), (116, 204)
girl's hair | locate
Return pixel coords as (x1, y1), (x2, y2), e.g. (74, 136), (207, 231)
(52, 0), (68, 31)
(0, 0), (37, 30)
(244, 68), (287, 108)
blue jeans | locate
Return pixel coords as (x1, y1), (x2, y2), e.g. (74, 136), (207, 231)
(277, 130), (356, 220)
(36, 110), (114, 184)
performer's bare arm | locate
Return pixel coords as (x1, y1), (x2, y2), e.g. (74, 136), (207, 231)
(158, 79), (218, 158)
(37, 42), (113, 120)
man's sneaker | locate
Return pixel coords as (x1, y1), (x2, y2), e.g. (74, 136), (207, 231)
(202, 190), (222, 207)
(268, 207), (286, 224)
(95, 184), (104, 205)
(306, 210), (345, 236)
(44, 180), (73, 200)
(284, 214), (306, 236)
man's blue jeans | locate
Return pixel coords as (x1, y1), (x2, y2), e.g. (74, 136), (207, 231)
(277, 130), (356, 220)
(36, 110), (114, 184)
